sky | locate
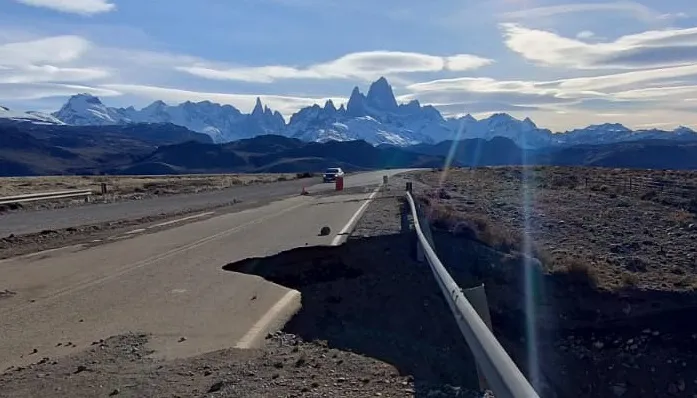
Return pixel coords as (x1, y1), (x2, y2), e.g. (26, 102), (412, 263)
(2, 0), (697, 132)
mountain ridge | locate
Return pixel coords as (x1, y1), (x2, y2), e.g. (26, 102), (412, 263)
(4, 77), (697, 148)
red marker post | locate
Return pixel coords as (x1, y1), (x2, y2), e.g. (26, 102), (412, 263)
(335, 176), (344, 191)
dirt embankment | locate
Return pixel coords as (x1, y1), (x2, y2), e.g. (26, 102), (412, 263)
(409, 167), (697, 397)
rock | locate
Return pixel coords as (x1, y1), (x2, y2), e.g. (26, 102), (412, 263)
(75, 365), (88, 374)
(611, 383), (627, 396)
(178, 337), (187, 343)
(109, 388), (120, 396)
(678, 379), (686, 392)
(208, 381), (225, 393)
(319, 226), (331, 236)
(594, 341), (604, 349)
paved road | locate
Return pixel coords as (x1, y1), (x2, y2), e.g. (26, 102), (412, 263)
(0, 178), (320, 237)
(0, 169), (411, 370)
(0, 170), (412, 237)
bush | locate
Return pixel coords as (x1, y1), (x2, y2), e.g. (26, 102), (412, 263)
(552, 257), (599, 287)
(296, 172), (314, 179)
(621, 271), (639, 287)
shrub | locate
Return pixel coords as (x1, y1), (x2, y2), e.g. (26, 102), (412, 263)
(552, 257), (599, 288)
(621, 271), (639, 287)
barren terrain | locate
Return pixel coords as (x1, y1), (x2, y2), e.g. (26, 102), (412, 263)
(409, 166), (697, 397)
(412, 166), (697, 291)
(0, 173), (299, 212)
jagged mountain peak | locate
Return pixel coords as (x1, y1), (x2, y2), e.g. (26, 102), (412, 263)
(252, 97), (264, 115)
(324, 99), (337, 112)
(346, 86), (367, 116)
(366, 76), (398, 111)
(68, 93), (102, 104)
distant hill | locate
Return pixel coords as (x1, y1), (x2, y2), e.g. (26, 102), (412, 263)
(406, 137), (697, 170)
(542, 140), (697, 170)
(405, 136), (526, 166)
(121, 134), (448, 174)
(0, 121), (213, 176)
(4, 119), (697, 177)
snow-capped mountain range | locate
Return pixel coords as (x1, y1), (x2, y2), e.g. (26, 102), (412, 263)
(2, 77), (696, 148)
(52, 94), (284, 143)
(0, 106), (64, 125)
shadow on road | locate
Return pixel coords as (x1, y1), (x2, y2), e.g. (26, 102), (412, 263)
(223, 232), (481, 396)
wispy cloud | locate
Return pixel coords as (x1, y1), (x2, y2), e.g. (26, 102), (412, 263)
(101, 84), (347, 116)
(576, 30), (595, 39)
(0, 82), (120, 101)
(0, 35), (108, 85)
(177, 51), (494, 83)
(501, 23), (697, 69)
(0, 35), (91, 65)
(500, 1), (685, 23)
(403, 62), (697, 117)
(0, 65), (109, 84)
(12, 0), (115, 15)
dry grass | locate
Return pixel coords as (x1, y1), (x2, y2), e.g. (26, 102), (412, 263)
(0, 173), (297, 198)
(411, 166), (697, 291)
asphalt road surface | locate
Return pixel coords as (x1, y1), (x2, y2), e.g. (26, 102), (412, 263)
(0, 169), (412, 370)
(0, 178), (320, 237)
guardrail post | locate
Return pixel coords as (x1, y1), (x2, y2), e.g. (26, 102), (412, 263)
(464, 284), (494, 391)
(100, 183), (108, 195)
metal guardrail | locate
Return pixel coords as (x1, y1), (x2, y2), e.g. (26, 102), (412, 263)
(0, 189), (93, 206)
(404, 190), (539, 398)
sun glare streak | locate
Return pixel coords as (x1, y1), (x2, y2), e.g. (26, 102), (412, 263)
(521, 137), (540, 391)
(439, 118), (466, 185)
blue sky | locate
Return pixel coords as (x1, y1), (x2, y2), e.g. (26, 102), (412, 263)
(1, 0), (697, 131)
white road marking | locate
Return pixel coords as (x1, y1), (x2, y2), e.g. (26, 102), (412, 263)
(330, 185), (382, 246)
(235, 290), (302, 349)
(125, 228), (146, 235)
(148, 212), (215, 229)
(0, 244), (86, 264)
(1, 201), (307, 317)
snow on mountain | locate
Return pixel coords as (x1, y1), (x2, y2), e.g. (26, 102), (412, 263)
(286, 77), (454, 146)
(0, 106), (65, 125)
(555, 123), (697, 146)
(446, 113), (553, 149)
(51, 94), (285, 143)
(52, 94), (127, 125)
(41, 77), (697, 148)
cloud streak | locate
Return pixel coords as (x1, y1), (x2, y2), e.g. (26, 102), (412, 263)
(177, 51), (494, 83)
(101, 83), (347, 116)
(12, 0), (116, 15)
(500, 1), (684, 23)
(501, 23), (697, 69)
